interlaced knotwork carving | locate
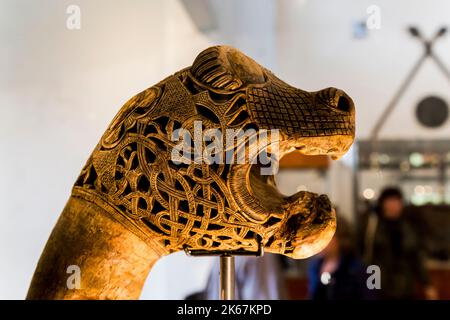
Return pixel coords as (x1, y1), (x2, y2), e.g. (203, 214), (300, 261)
(73, 45), (356, 258)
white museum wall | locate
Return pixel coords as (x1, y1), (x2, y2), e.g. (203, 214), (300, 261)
(0, 0), (214, 300)
(2, 0), (450, 299)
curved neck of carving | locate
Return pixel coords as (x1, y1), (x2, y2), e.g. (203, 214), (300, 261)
(27, 195), (161, 300)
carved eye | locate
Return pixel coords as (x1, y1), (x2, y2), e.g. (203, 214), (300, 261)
(191, 45), (266, 92)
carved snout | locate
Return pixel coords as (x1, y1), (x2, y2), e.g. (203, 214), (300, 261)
(315, 87), (355, 114)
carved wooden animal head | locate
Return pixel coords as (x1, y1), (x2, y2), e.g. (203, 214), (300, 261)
(28, 46), (355, 299)
(76, 45), (355, 257)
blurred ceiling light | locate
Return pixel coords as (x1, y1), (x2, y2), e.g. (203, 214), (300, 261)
(411, 194), (425, 206)
(414, 185), (425, 195)
(378, 153), (390, 164)
(431, 194), (442, 204)
(445, 194), (450, 205)
(409, 152), (424, 167)
(363, 188), (375, 200)
(400, 160), (410, 172)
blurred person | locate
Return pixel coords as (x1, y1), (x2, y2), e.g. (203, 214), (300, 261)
(360, 187), (438, 299)
(308, 216), (373, 300)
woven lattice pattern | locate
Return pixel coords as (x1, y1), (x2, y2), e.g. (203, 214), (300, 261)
(248, 82), (353, 136)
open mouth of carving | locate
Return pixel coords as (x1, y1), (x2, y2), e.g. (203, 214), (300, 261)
(233, 133), (353, 258)
(284, 134), (355, 160)
(246, 134), (355, 202)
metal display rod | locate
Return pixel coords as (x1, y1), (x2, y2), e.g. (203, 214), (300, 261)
(185, 241), (264, 300)
(220, 255), (235, 300)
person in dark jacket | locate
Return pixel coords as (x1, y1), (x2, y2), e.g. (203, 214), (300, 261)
(360, 187), (437, 299)
(308, 216), (374, 300)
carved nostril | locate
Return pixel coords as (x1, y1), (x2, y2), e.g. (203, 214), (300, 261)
(337, 95), (351, 112)
(316, 88), (353, 113)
